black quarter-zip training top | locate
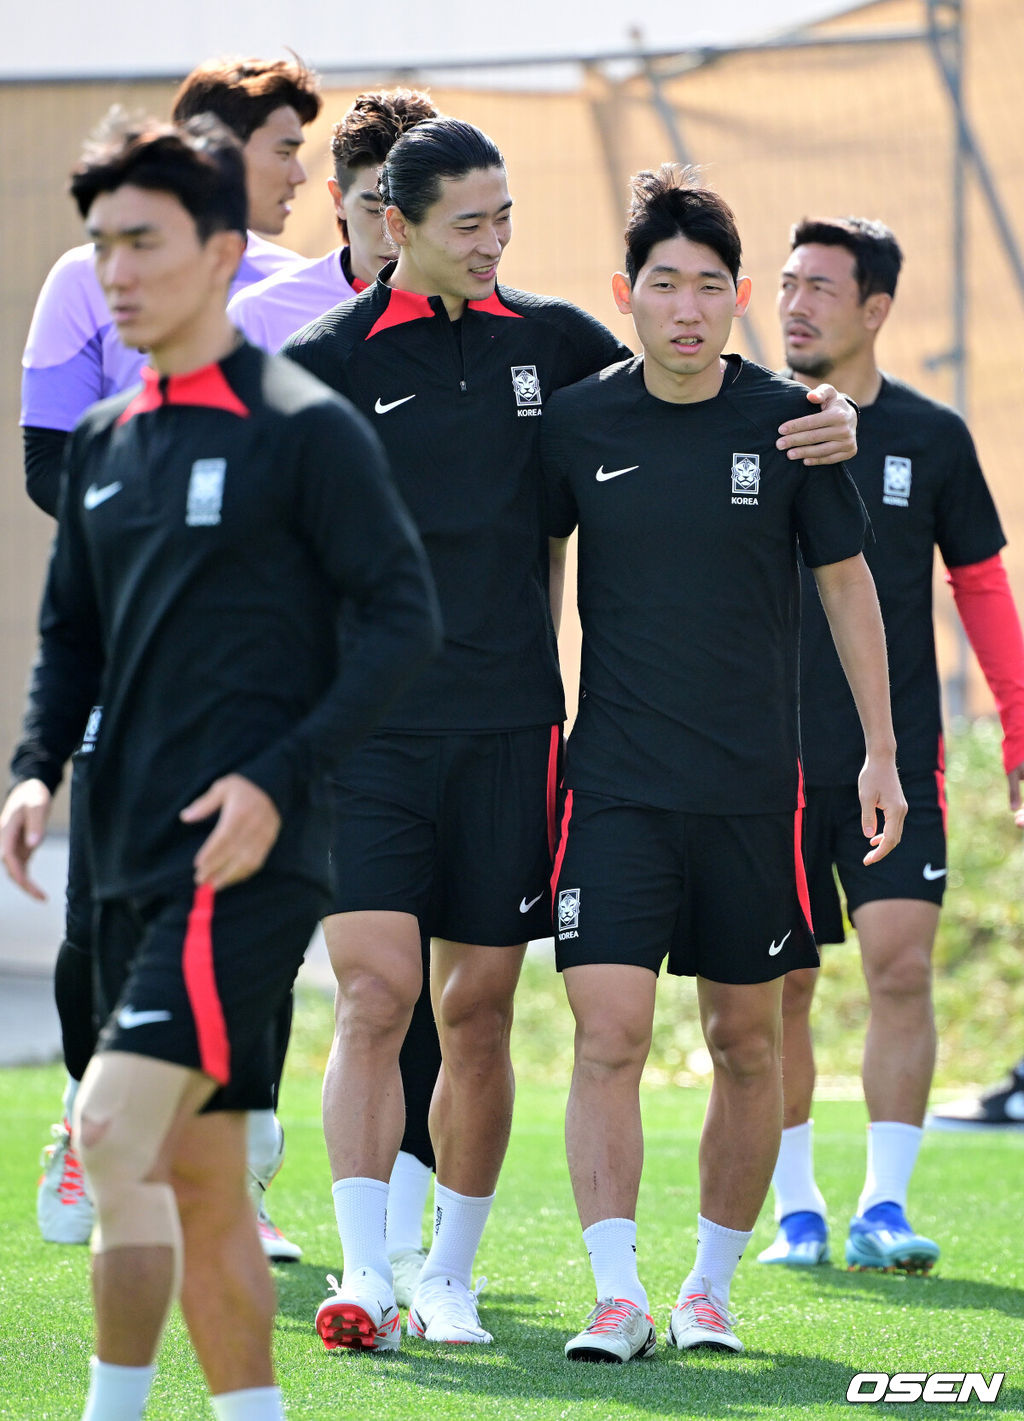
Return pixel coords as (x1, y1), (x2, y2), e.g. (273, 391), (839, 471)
(282, 267), (630, 732)
(11, 342), (440, 899)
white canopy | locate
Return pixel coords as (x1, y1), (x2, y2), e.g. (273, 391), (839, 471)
(5, 0), (863, 82)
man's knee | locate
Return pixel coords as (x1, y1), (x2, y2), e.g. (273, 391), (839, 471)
(327, 912), (422, 1038)
(433, 946), (523, 1050)
(865, 943), (933, 1006)
(702, 991), (782, 1084)
(74, 1057), (183, 1252)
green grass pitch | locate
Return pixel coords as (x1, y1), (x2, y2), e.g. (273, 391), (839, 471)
(1, 1038), (1022, 1420)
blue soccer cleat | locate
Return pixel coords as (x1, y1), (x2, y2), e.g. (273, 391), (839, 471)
(757, 1210), (830, 1265)
(845, 1201), (939, 1273)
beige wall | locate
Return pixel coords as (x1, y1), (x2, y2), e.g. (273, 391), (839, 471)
(2, 0), (1023, 821)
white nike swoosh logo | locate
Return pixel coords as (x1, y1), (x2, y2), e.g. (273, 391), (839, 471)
(84, 481), (123, 510)
(116, 1007), (173, 1030)
(768, 930), (792, 957)
(595, 464), (639, 482)
(520, 892), (544, 913)
(923, 864), (947, 880)
(374, 394), (417, 414)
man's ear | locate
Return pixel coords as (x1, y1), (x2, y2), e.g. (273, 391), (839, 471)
(327, 177), (346, 225)
(209, 229), (247, 286)
(863, 290), (892, 334)
(611, 271), (632, 315)
(384, 204), (410, 248)
(734, 275), (753, 317)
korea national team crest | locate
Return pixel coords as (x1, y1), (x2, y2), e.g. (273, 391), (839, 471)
(883, 455), (912, 507)
(731, 452), (760, 505)
(186, 458), (227, 526)
(557, 887), (581, 937)
(511, 364), (543, 417)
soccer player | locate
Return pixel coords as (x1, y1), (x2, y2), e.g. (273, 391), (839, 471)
(230, 89), (438, 351)
(1, 113), (438, 1421)
(22, 54), (322, 1260)
(759, 217), (1024, 1269)
(542, 166), (906, 1362)
(231, 85), (445, 1307)
(283, 123), (861, 1352)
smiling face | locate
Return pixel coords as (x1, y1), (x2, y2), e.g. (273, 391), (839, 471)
(243, 104), (307, 235)
(88, 184), (242, 361)
(385, 165), (512, 317)
(778, 242), (887, 379)
(613, 234), (751, 403)
(329, 161), (395, 286)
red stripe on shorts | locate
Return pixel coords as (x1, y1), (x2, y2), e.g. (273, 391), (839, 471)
(545, 725), (561, 859)
(794, 763), (814, 934)
(935, 734), (948, 834)
(182, 884), (230, 1086)
(550, 788), (574, 903)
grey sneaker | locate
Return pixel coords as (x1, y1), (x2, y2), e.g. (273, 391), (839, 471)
(668, 1281), (743, 1353)
(565, 1298), (657, 1363)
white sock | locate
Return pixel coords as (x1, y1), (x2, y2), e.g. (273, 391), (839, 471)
(858, 1121), (923, 1215)
(245, 1112), (283, 1188)
(63, 1075), (80, 1126)
(582, 1217), (648, 1314)
(210, 1387), (284, 1420)
(386, 1151), (432, 1256)
(81, 1357), (156, 1421)
(332, 1177), (392, 1286)
(677, 1215), (752, 1309)
(419, 1182), (494, 1290)
(771, 1120), (828, 1220)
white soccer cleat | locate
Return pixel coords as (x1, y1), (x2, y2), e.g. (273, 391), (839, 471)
(256, 1203), (303, 1262)
(315, 1269), (402, 1352)
(668, 1281), (743, 1354)
(407, 1274), (493, 1344)
(37, 1121), (94, 1245)
(246, 1118), (301, 1261)
(564, 1298), (657, 1363)
(388, 1245), (428, 1309)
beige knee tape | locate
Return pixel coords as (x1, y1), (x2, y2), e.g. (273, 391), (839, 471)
(73, 1054), (189, 1254)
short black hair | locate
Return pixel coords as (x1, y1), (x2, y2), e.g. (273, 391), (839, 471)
(380, 118), (503, 225)
(171, 55), (321, 143)
(331, 89), (439, 188)
(70, 110), (247, 240)
(789, 216), (903, 300)
(625, 164), (742, 286)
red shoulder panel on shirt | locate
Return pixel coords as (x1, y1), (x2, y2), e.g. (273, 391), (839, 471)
(366, 287), (436, 340)
(467, 290), (523, 318)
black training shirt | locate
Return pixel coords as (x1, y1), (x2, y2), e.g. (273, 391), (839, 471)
(11, 342), (440, 899)
(282, 266), (630, 732)
(543, 354), (867, 815)
(798, 374), (1005, 785)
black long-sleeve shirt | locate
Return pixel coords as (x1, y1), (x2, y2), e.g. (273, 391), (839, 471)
(12, 341), (441, 899)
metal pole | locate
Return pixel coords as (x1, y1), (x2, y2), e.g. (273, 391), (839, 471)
(927, 0), (970, 720)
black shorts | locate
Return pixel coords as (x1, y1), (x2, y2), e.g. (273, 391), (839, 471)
(93, 873), (326, 1111)
(329, 726), (561, 945)
(803, 774), (947, 944)
(552, 791), (818, 984)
